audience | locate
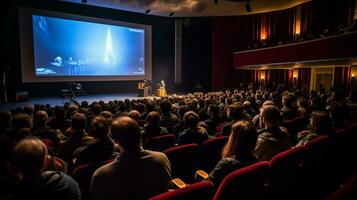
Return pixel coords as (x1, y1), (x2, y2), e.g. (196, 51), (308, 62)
(141, 111), (169, 145)
(177, 111), (209, 145)
(295, 111), (333, 147)
(91, 117), (171, 200)
(255, 105), (291, 161)
(73, 116), (115, 167)
(209, 120), (258, 185)
(1, 138), (81, 200)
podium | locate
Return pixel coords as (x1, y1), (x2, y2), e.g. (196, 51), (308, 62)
(138, 82), (149, 97)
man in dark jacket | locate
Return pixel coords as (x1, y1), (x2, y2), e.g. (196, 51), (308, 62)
(1, 138), (81, 200)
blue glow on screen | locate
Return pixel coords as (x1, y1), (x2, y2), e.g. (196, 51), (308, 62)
(32, 15), (145, 76)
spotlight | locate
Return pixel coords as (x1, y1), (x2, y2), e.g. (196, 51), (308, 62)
(145, 9), (151, 14)
(169, 12), (174, 17)
(245, 2), (252, 12)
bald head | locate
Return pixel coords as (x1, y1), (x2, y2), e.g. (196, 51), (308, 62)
(11, 138), (48, 176)
(111, 117), (141, 152)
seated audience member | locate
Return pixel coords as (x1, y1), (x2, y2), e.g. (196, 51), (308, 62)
(2, 138), (81, 200)
(32, 110), (62, 150)
(128, 110), (141, 122)
(32, 111), (50, 132)
(209, 120), (258, 185)
(91, 117), (171, 200)
(73, 116), (115, 167)
(204, 104), (222, 135)
(177, 111), (209, 145)
(252, 100), (275, 129)
(58, 113), (87, 163)
(141, 111), (168, 145)
(243, 100), (256, 120)
(0, 109), (12, 134)
(296, 97), (308, 117)
(172, 105), (189, 140)
(280, 95), (297, 120)
(295, 111), (333, 147)
(159, 100), (179, 133)
(221, 104), (247, 136)
(255, 105), (291, 161)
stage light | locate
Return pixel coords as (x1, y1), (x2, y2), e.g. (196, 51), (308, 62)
(169, 12), (175, 17)
(145, 9), (151, 14)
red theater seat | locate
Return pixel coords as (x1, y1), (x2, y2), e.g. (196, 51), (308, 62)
(197, 136), (228, 172)
(269, 146), (305, 199)
(213, 161), (270, 200)
(149, 181), (215, 200)
(164, 144), (198, 182)
(144, 134), (175, 152)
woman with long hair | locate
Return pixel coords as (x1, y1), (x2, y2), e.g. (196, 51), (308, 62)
(209, 120), (258, 185)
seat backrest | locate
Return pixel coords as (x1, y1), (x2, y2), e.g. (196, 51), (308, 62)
(149, 181), (215, 200)
(213, 161), (270, 200)
(72, 159), (113, 200)
(144, 134), (175, 152)
(303, 135), (334, 171)
(197, 136), (228, 172)
(269, 146), (305, 198)
(164, 144), (198, 182)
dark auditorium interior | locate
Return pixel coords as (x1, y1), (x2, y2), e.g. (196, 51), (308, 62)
(1, 0), (357, 199)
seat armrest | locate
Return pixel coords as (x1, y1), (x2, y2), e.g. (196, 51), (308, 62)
(171, 178), (187, 189)
(195, 170), (209, 180)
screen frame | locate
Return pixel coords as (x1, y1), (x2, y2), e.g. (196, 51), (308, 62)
(19, 7), (152, 83)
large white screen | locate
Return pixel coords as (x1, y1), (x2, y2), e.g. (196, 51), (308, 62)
(19, 7), (152, 82)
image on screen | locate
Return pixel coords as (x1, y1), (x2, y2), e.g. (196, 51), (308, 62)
(32, 15), (145, 76)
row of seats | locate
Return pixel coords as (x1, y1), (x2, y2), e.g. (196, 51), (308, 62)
(150, 121), (357, 200)
(71, 121), (356, 200)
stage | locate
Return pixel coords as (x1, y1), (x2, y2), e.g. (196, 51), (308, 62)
(0, 93), (151, 110)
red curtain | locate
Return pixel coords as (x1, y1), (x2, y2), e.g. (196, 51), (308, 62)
(297, 68), (311, 89)
(269, 69), (293, 88)
(334, 67), (351, 89)
(233, 69), (259, 88)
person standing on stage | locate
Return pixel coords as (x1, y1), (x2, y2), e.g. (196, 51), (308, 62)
(160, 80), (167, 96)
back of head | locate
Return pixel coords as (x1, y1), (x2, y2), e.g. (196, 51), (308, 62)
(11, 113), (33, 130)
(11, 138), (48, 176)
(261, 105), (280, 127)
(0, 109), (12, 127)
(146, 111), (160, 125)
(71, 113), (87, 131)
(128, 110), (141, 121)
(90, 116), (110, 139)
(183, 111), (199, 129)
(34, 110), (48, 127)
(228, 104), (245, 121)
(160, 100), (172, 115)
(310, 111), (332, 134)
(223, 120), (257, 158)
(111, 117), (141, 152)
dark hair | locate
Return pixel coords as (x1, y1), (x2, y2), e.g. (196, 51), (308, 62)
(11, 138), (48, 176)
(261, 105), (280, 127)
(11, 114), (32, 130)
(222, 120), (257, 159)
(309, 111), (332, 135)
(183, 111), (199, 129)
(111, 117), (141, 151)
(90, 116), (109, 139)
(34, 110), (48, 127)
(227, 104), (245, 121)
(71, 113), (87, 131)
(146, 111), (160, 125)
(160, 100), (172, 115)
